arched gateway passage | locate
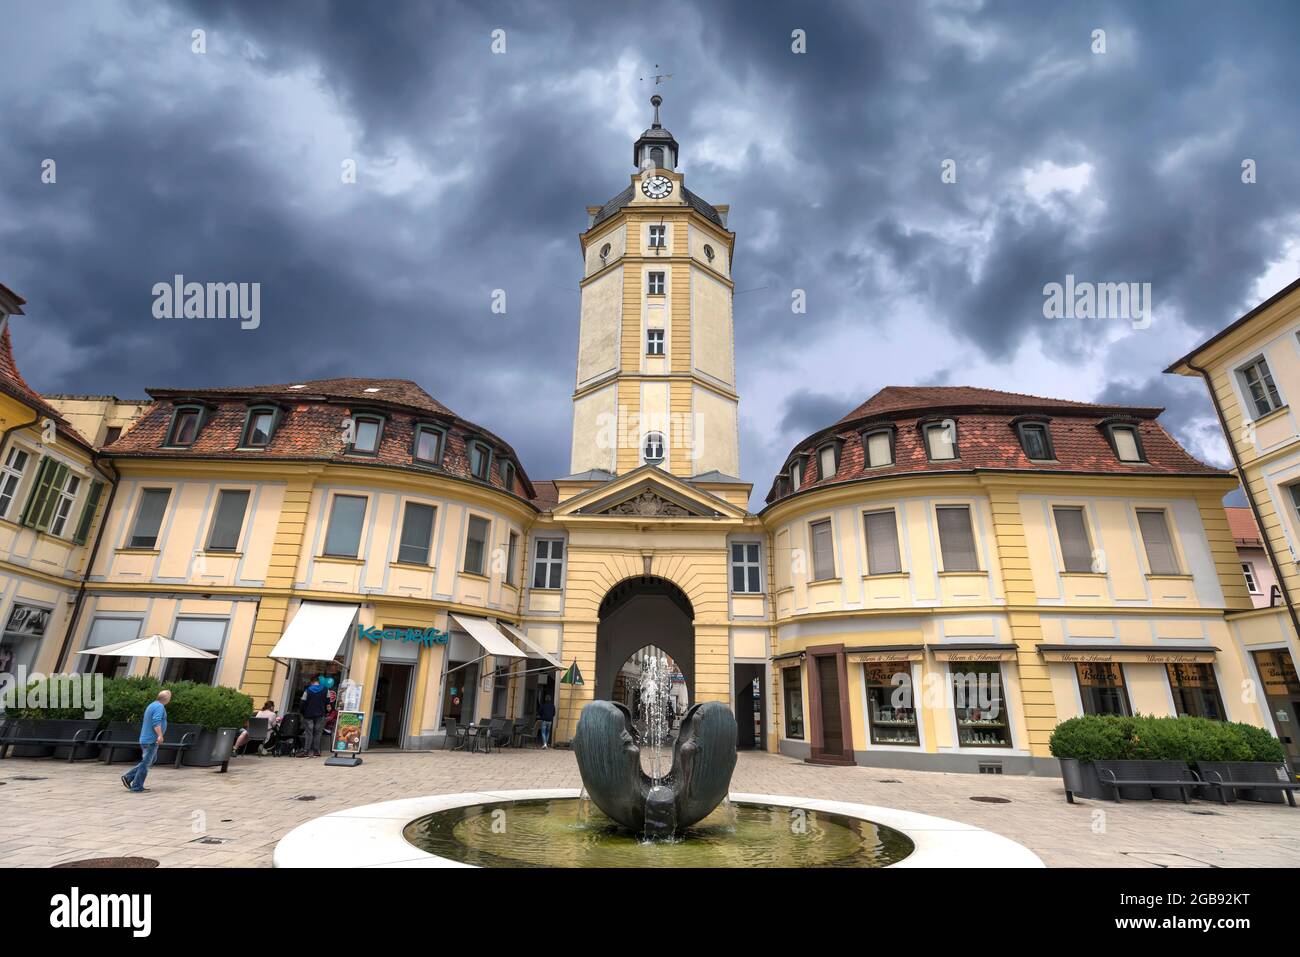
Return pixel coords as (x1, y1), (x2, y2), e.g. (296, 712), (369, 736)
(596, 576), (694, 705)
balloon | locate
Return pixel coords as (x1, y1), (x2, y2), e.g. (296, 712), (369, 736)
(323, 677), (336, 688)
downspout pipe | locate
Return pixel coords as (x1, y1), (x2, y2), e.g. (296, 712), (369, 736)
(55, 455), (119, 672)
(1187, 358), (1300, 639)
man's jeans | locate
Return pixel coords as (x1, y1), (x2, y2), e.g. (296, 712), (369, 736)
(540, 720), (552, 746)
(301, 716), (323, 754)
(127, 742), (158, 791)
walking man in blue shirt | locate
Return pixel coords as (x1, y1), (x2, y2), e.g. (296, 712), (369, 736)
(122, 689), (170, 793)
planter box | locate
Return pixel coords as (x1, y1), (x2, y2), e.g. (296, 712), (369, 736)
(9, 719), (56, 758)
(1059, 758), (1109, 801)
(181, 728), (239, 768)
(1197, 761), (1291, 805)
(1094, 760), (1197, 801)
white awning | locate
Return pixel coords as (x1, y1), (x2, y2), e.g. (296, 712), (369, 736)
(269, 602), (360, 662)
(497, 622), (562, 669)
(448, 613), (526, 659)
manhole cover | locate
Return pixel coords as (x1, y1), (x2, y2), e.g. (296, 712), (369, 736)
(54, 857), (159, 869)
(295, 795), (318, 801)
(970, 796), (1012, 804)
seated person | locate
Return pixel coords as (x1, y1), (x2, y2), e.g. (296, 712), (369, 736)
(234, 700), (278, 753)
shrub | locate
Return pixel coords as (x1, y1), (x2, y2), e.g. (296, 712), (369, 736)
(1050, 713), (1279, 763)
(20, 675), (253, 733)
(1, 676), (91, 720)
(102, 675), (163, 725)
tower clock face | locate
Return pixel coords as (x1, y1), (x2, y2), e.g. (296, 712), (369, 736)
(641, 175), (673, 199)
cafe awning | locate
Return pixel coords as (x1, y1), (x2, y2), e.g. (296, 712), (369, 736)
(268, 602), (360, 662)
(1036, 644), (1218, 665)
(497, 621), (562, 669)
(846, 644), (924, 664)
(448, 613), (526, 659)
(929, 644), (1019, 662)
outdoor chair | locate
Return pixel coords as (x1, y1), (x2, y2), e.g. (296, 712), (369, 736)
(441, 718), (467, 751)
(514, 719), (540, 749)
(488, 717), (513, 748)
(237, 717), (270, 756)
(275, 713), (303, 756)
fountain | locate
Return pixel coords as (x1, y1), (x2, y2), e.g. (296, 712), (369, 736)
(572, 650), (736, 838)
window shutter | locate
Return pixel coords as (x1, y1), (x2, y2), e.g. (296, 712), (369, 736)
(72, 480), (105, 545)
(811, 520), (835, 580)
(937, 506), (978, 572)
(23, 460), (68, 532)
(1137, 509), (1179, 574)
(864, 510), (901, 575)
(1052, 507), (1092, 573)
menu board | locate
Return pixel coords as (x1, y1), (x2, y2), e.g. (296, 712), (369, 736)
(331, 711), (365, 754)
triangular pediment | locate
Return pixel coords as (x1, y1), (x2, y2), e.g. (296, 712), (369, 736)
(552, 465), (748, 521)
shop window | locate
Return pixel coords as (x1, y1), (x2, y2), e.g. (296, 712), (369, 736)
(951, 662), (1011, 747)
(397, 501), (436, 565)
(781, 666), (804, 739)
(80, 617), (141, 678)
(323, 494), (367, 558)
(1136, 508), (1180, 575)
(206, 489), (250, 552)
(127, 488), (171, 549)
(533, 538), (564, 589)
(810, 519), (835, 581)
(0, 446), (30, 519)
(0, 602), (52, 674)
(936, 504), (979, 572)
(1076, 662), (1131, 716)
(863, 663), (918, 745)
(161, 618), (227, 684)
(863, 509), (902, 575)
(464, 515), (490, 575)
(1250, 649), (1300, 756)
(730, 541), (761, 593)
(1167, 663), (1226, 720)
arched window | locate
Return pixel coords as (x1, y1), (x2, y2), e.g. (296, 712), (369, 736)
(650, 146), (665, 169)
(643, 431), (665, 465)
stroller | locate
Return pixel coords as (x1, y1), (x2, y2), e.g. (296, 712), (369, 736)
(259, 713), (303, 756)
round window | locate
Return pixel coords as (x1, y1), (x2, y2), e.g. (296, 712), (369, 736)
(703, 244), (715, 263)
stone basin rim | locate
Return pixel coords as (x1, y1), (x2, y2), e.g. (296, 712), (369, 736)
(272, 788), (1046, 868)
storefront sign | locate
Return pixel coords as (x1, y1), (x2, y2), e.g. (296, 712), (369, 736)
(1039, 648), (1215, 665)
(331, 711), (365, 754)
(356, 624), (448, 647)
(847, 650), (923, 664)
(930, 647), (1017, 662)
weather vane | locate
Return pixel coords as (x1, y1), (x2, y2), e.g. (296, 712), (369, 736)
(639, 63), (673, 85)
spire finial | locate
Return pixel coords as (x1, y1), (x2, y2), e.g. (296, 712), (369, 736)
(650, 94), (662, 128)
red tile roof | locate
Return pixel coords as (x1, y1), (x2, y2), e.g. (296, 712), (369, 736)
(107, 378), (536, 502)
(1225, 506), (1262, 546)
(766, 386), (1225, 506)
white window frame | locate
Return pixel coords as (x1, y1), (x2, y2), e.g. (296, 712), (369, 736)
(48, 471), (82, 538)
(0, 445), (30, 519)
(647, 224), (667, 249)
(730, 540), (763, 594)
(809, 518), (837, 582)
(1237, 355), (1284, 418)
(646, 328), (665, 356)
(934, 501), (982, 573)
(647, 271), (665, 295)
(643, 431), (665, 465)
(1241, 561), (1260, 594)
(532, 537), (565, 590)
(462, 514), (491, 576)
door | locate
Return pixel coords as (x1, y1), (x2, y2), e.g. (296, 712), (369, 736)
(817, 656), (845, 758)
(1269, 697), (1300, 775)
(372, 662), (413, 748)
(734, 664), (765, 750)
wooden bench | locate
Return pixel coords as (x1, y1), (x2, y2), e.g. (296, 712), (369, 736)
(0, 719), (99, 762)
(1095, 760), (1201, 803)
(1199, 762), (1300, 807)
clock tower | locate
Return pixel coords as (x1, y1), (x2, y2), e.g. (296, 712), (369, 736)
(569, 96), (740, 480)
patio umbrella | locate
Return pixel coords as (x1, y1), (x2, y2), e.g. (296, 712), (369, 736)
(89, 633), (217, 677)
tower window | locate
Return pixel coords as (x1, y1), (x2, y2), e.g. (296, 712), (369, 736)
(703, 244), (715, 263)
(648, 225), (666, 249)
(643, 431), (665, 465)
(647, 272), (665, 295)
(646, 329), (665, 356)
(650, 146), (665, 169)
(599, 242), (611, 263)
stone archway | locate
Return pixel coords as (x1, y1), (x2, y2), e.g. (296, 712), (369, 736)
(596, 576), (695, 703)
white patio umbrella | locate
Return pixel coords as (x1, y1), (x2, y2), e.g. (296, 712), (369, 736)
(90, 633), (217, 677)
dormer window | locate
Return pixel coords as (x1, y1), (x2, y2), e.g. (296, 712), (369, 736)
(165, 406), (204, 448)
(1109, 425), (1143, 463)
(500, 460), (516, 492)
(349, 415), (383, 455)
(922, 420), (957, 461)
(817, 441), (843, 481)
(789, 459), (803, 491)
(1015, 420), (1054, 461)
(862, 427), (895, 468)
(469, 441), (492, 480)
(240, 406), (278, 449)
(413, 424), (444, 466)
(643, 432), (665, 465)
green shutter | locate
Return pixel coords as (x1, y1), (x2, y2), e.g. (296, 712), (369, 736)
(72, 480), (105, 545)
(30, 462), (69, 532)
(19, 458), (57, 529)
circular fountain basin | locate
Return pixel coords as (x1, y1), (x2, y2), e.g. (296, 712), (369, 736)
(273, 789), (1045, 868)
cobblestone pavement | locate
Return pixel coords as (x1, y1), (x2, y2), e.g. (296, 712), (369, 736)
(2, 749), (1297, 867)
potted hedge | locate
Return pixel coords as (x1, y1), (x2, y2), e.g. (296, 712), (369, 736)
(1048, 715), (1132, 799)
(1, 676), (102, 759)
(1196, 722), (1289, 804)
(165, 681), (253, 767)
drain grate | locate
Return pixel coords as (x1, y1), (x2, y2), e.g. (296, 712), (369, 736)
(54, 857), (159, 869)
(295, 794), (318, 801)
(970, 796), (1012, 804)
(190, 836), (233, 845)
(877, 779), (902, 784)
(1189, 810), (1221, 816)
(10, 775), (47, 782)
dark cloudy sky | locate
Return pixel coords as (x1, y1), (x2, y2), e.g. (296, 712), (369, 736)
(3, 0), (1299, 505)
